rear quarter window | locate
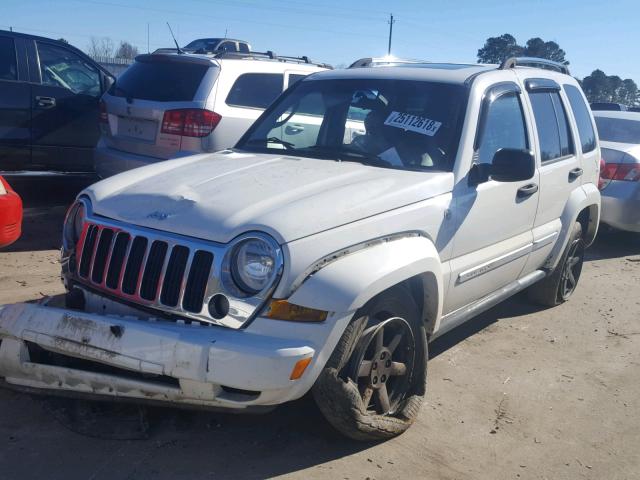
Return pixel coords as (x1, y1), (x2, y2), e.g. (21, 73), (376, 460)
(111, 60), (210, 101)
(226, 73), (283, 109)
(564, 84), (597, 153)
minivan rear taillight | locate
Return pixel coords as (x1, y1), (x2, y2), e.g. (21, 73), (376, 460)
(600, 162), (640, 190)
(161, 109), (221, 137)
(99, 100), (108, 124)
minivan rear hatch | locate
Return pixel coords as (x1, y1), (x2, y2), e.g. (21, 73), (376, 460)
(101, 54), (219, 159)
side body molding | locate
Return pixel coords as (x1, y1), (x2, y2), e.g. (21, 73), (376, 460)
(288, 235), (444, 330)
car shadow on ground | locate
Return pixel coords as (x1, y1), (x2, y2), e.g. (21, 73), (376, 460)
(586, 227), (640, 261)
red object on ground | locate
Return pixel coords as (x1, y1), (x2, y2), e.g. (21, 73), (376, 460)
(0, 176), (23, 248)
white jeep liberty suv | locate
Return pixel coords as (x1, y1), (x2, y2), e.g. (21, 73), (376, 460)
(0, 57), (601, 441)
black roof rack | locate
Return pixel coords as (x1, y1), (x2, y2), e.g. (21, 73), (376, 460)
(151, 48), (331, 69)
(499, 57), (570, 75)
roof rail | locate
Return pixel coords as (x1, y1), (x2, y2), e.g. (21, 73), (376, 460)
(349, 57), (428, 68)
(499, 57), (570, 75)
(152, 48), (331, 69)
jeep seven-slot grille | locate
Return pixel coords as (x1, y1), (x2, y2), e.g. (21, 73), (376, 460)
(77, 224), (214, 316)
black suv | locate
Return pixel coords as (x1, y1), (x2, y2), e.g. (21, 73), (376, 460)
(0, 30), (114, 174)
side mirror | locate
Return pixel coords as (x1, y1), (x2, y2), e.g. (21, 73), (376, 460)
(491, 148), (535, 182)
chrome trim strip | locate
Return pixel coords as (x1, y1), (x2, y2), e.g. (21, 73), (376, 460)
(532, 231), (558, 252)
(458, 243), (532, 284)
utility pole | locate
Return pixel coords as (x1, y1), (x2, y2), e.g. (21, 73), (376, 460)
(147, 23), (150, 53)
(387, 13), (395, 55)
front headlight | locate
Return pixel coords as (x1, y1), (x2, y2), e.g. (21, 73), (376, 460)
(63, 200), (86, 249)
(231, 237), (279, 294)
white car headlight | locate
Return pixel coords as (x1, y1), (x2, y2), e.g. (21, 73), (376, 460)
(63, 200), (87, 249)
(231, 237), (278, 294)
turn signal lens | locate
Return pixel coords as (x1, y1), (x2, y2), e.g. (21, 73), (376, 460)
(266, 300), (328, 322)
(290, 357), (313, 380)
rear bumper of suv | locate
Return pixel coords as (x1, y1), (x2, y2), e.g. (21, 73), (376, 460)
(0, 302), (350, 410)
(94, 143), (196, 179)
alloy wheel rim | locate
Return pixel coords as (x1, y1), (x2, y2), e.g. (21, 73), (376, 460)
(349, 317), (415, 415)
(560, 239), (585, 300)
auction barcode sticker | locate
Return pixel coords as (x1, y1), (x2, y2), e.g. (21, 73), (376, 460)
(384, 111), (442, 136)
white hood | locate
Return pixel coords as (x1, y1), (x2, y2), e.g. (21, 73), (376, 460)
(86, 151), (454, 244)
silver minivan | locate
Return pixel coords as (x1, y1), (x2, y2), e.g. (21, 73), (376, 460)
(96, 51), (329, 178)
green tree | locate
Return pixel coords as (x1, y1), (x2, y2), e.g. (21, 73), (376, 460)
(477, 34), (523, 64)
(581, 70), (639, 106)
(523, 38), (568, 65)
(477, 34), (569, 65)
(57, 38), (69, 44)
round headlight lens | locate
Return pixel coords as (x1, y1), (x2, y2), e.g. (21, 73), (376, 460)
(63, 201), (86, 248)
(231, 238), (278, 294)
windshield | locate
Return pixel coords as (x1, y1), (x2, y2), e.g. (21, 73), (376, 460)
(236, 78), (468, 171)
(595, 116), (640, 144)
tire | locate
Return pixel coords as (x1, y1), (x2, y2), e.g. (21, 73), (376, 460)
(528, 222), (585, 307)
(312, 285), (427, 441)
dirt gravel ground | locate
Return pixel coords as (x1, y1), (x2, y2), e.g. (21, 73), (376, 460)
(0, 182), (638, 480)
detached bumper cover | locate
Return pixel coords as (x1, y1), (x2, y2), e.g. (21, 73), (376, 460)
(0, 302), (322, 409)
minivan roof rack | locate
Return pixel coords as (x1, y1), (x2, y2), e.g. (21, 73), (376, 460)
(151, 48), (331, 69)
(499, 57), (570, 75)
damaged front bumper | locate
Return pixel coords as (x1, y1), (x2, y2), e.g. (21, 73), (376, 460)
(0, 301), (348, 410)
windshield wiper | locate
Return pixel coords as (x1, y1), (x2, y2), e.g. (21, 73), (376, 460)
(245, 137), (295, 149)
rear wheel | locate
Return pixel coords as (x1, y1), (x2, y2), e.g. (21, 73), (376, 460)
(312, 285), (427, 441)
(528, 222), (585, 306)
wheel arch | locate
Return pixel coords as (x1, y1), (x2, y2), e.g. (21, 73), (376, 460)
(544, 183), (600, 270)
(287, 235), (444, 331)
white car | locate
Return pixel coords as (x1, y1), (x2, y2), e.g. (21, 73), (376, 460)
(593, 111), (640, 232)
(95, 51), (329, 178)
(0, 57), (601, 441)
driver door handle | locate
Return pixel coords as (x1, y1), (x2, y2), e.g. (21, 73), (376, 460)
(569, 167), (583, 181)
(35, 96), (56, 109)
(517, 183), (538, 198)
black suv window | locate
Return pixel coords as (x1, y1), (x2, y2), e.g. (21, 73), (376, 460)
(477, 92), (528, 164)
(529, 91), (574, 163)
(37, 42), (101, 96)
(0, 37), (17, 81)
(226, 73), (283, 109)
(112, 59), (209, 102)
(564, 84), (597, 153)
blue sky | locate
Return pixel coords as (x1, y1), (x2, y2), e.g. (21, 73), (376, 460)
(3, 0), (639, 81)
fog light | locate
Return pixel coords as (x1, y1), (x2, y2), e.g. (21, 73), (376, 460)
(290, 357), (313, 380)
(208, 294), (229, 319)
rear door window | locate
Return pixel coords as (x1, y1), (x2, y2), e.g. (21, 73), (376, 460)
(528, 91), (574, 163)
(226, 73), (283, 109)
(0, 37), (17, 81)
(564, 84), (597, 153)
(111, 59), (209, 101)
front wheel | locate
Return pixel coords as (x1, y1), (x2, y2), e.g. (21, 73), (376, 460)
(528, 222), (585, 307)
(312, 285), (427, 441)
